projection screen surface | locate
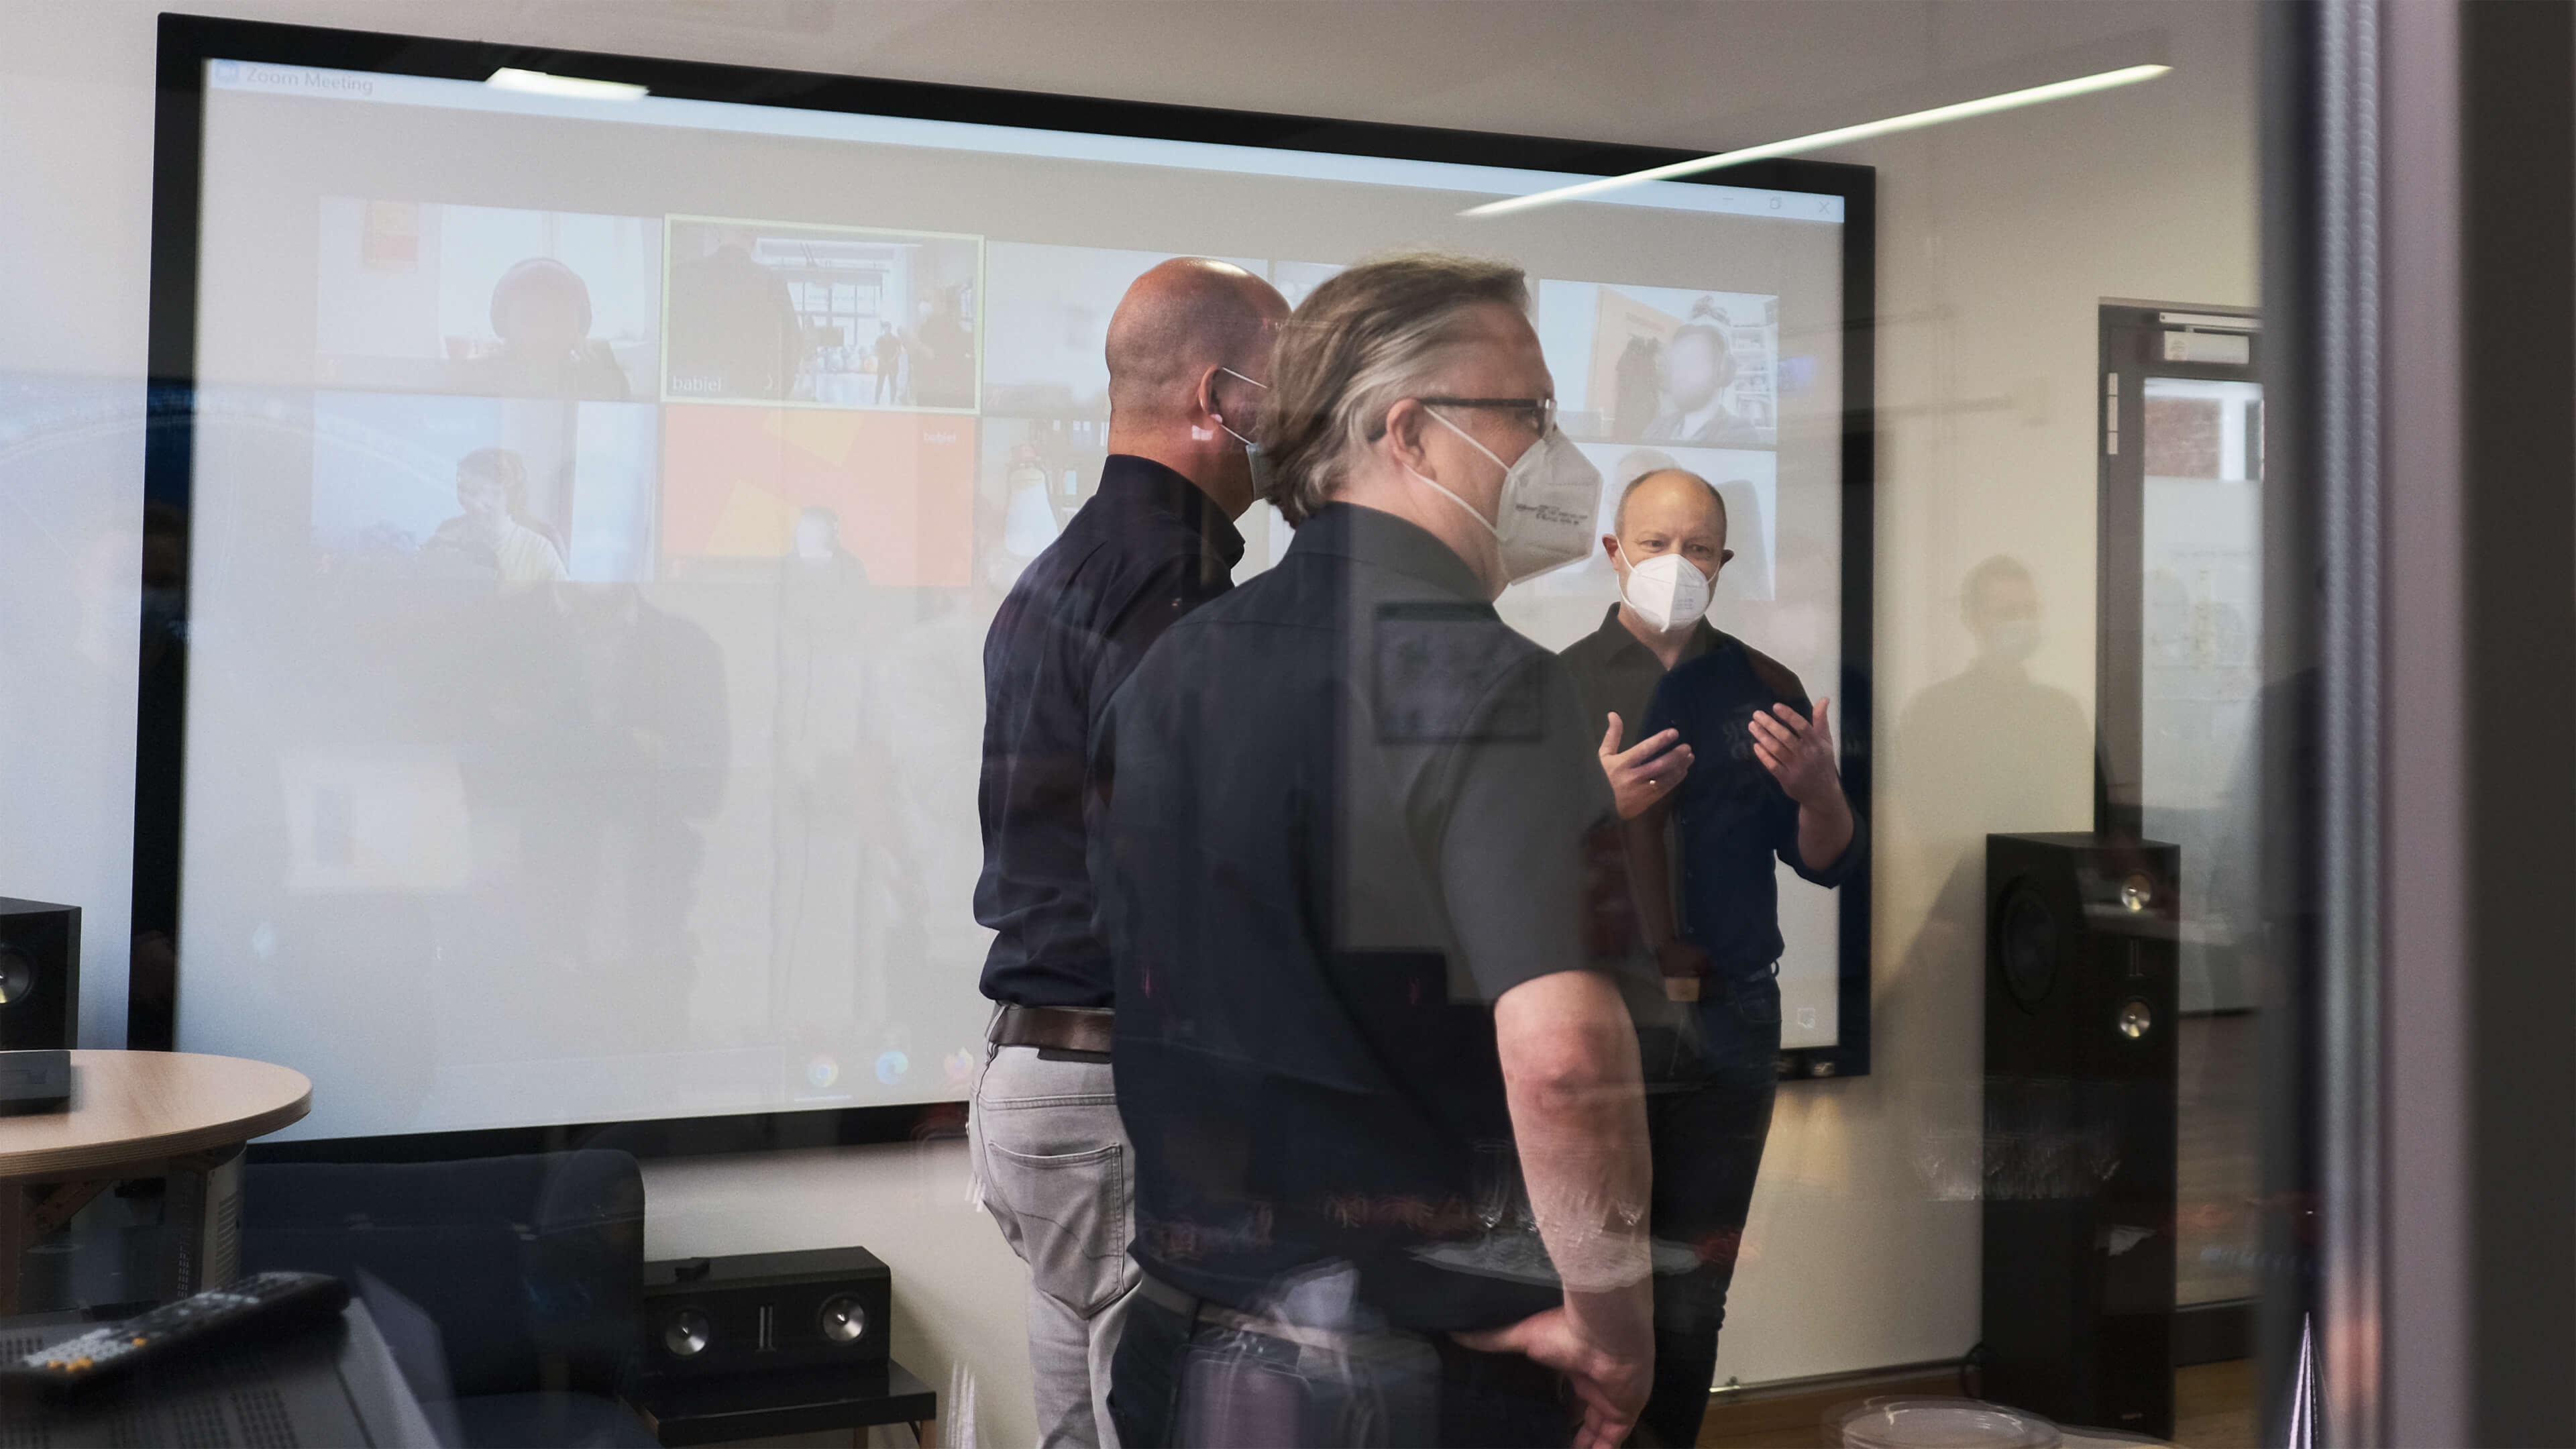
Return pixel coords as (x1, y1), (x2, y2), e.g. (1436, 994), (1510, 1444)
(176, 50), (1854, 1142)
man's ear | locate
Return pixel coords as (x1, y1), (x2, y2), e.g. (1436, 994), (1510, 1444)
(1381, 396), (1431, 473)
(1186, 366), (1222, 440)
(1601, 534), (1622, 564)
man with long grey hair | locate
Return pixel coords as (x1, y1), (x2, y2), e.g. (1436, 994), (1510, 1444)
(1091, 254), (1662, 1448)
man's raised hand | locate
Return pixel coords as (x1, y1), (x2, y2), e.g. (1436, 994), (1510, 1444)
(1599, 714), (1693, 821)
(1748, 697), (1839, 807)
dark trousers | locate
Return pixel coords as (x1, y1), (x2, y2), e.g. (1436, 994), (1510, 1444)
(1109, 1293), (1575, 1448)
(1638, 972), (1782, 1448)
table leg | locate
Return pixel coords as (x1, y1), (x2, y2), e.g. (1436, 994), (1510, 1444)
(161, 1144), (244, 1299)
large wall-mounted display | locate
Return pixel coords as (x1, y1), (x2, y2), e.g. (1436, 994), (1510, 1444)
(144, 14), (1875, 1147)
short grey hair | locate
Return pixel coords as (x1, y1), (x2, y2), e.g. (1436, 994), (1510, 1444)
(1256, 253), (1529, 527)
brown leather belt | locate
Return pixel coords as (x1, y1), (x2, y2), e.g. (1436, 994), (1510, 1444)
(995, 1004), (1115, 1056)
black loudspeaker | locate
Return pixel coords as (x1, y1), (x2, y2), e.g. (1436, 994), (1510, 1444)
(0, 899), (78, 1051)
(641, 1246), (890, 1381)
(1981, 833), (2178, 1439)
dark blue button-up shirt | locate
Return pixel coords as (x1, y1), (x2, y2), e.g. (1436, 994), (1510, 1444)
(973, 455), (1243, 1008)
(1642, 637), (1866, 978)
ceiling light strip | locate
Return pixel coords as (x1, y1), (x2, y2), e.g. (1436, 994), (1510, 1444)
(1462, 63), (2170, 218)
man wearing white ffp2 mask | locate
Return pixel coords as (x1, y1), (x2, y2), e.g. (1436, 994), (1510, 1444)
(1097, 256), (1660, 1449)
(1349, 319), (1599, 596)
(1558, 466), (1864, 1449)
(1556, 469), (1732, 821)
(971, 257), (1288, 1449)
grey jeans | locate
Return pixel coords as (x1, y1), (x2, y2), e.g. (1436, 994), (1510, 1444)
(971, 1012), (1141, 1449)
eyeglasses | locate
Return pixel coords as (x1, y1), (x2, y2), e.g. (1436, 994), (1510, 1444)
(1417, 396), (1556, 437)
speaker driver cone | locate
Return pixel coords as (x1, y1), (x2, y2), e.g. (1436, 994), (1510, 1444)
(664, 1309), (710, 1356)
(1996, 884), (2059, 1010)
(2117, 997), (2154, 1039)
(819, 1293), (867, 1344)
(0, 952), (35, 1006)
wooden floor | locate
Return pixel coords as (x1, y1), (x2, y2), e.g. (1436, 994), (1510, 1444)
(2171, 1359), (2259, 1449)
(1696, 1014), (2266, 1448)
(2178, 1014), (2261, 1306)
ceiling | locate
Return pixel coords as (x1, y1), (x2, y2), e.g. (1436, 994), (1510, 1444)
(99, 0), (2257, 155)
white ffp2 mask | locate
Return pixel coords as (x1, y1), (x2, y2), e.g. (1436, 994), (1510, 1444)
(1212, 367), (1274, 502)
(1411, 411), (1601, 584)
(1620, 550), (1713, 634)
(1983, 618), (2040, 662)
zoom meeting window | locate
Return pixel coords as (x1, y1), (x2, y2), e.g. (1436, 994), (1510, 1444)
(184, 62), (1848, 1140)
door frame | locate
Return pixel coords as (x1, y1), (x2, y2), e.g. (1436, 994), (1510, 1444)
(2094, 301), (2263, 841)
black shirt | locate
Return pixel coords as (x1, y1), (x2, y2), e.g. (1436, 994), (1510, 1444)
(974, 455), (1243, 1008)
(1090, 502), (1666, 1331)
(1642, 637), (1867, 978)
(1556, 602), (1722, 745)
(1558, 605), (1723, 1089)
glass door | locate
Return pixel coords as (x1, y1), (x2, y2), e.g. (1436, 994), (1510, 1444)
(2098, 303), (2262, 1339)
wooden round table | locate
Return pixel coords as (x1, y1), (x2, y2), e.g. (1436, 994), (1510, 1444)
(0, 1050), (310, 1313)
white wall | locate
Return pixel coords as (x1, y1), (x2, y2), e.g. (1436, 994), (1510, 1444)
(645, 1138), (1027, 1448)
(1721, 15), (2259, 1385)
(0, 0), (2256, 1437)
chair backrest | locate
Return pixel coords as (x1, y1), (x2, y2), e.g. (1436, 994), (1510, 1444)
(240, 1149), (644, 1398)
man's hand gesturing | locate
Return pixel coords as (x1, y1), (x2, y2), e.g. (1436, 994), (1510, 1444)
(1748, 697), (1839, 807)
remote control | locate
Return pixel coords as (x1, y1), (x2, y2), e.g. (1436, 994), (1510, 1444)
(0, 1272), (350, 1393)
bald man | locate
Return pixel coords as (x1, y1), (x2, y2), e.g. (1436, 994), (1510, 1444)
(1560, 469), (1863, 1446)
(971, 258), (1289, 1449)
(1560, 468), (1727, 821)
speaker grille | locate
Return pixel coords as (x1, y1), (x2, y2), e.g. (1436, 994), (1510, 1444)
(229, 1387), (299, 1449)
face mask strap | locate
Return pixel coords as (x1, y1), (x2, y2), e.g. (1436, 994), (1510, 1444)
(1379, 406), (1504, 538)
(1409, 468), (1505, 539)
(1424, 405), (1510, 471)
(1212, 367), (1269, 452)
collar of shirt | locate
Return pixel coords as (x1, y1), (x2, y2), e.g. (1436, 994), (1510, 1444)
(1285, 502), (1489, 602)
(1581, 601), (1725, 668)
(1091, 453), (1246, 571)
